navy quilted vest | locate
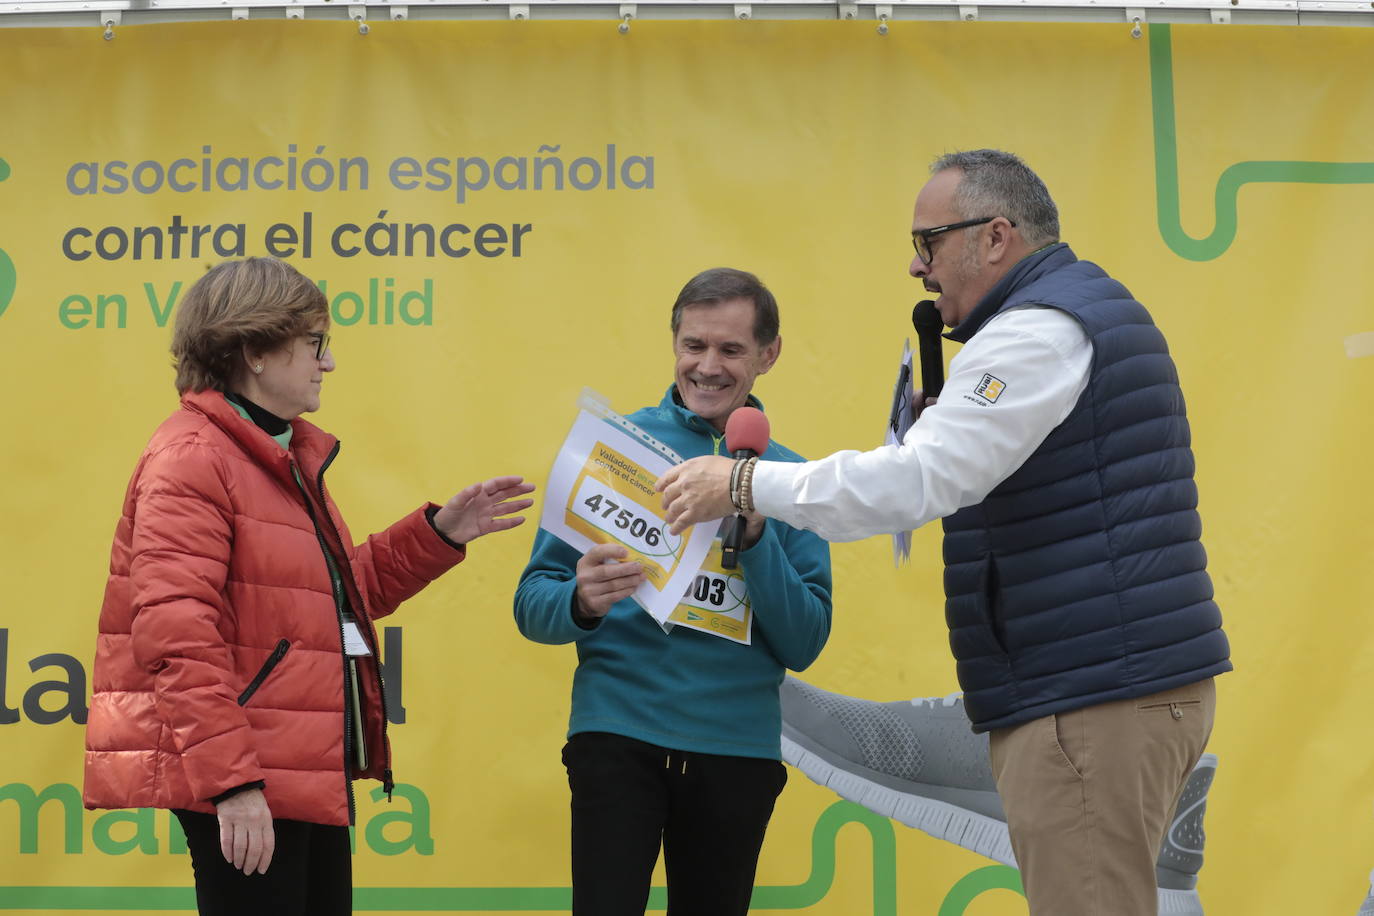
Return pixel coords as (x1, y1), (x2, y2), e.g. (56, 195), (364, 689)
(942, 244), (1231, 732)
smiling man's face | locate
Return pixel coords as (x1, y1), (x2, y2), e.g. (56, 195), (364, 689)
(673, 298), (780, 434)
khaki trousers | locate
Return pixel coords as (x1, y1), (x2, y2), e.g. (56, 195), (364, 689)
(988, 678), (1216, 916)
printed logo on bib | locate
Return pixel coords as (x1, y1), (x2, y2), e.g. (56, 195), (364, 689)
(564, 440), (685, 586)
(667, 539), (752, 644)
(973, 373), (1006, 403)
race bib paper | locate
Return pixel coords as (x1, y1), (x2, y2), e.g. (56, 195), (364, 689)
(666, 538), (753, 644)
(540, 407), (715, 627)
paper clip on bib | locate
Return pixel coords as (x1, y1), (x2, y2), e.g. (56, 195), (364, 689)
(578, 388), (684, 466)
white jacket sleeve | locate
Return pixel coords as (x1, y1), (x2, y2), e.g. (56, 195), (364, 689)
(751, 307), (1093, 542)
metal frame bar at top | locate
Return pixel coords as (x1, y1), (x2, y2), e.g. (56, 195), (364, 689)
(0, 0), (1370, 27)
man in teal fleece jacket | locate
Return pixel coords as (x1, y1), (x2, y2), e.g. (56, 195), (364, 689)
(514, 267), (833, 916)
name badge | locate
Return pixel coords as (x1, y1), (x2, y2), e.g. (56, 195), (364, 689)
(341, 620), (372, 657)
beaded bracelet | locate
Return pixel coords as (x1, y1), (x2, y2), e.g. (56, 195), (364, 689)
(729, 457), (747, 511)
(738, 456), (759, 513)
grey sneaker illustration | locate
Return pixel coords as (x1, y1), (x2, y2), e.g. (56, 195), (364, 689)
(780, 676), (1218, 915)
(1355, 869), (1374, 916)
(1156, 752), (1218, 914)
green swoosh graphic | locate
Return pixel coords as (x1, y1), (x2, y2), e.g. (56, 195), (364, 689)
(937, 865), (1024, 916)
(0, 248), (14, 321)
(1151, 23), (1374, 261)
(0, 157), (11, 320)
(0, 801), (898, 911)
(746, 801), (897, 913)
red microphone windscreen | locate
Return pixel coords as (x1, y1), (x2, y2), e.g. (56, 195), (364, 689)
(725, 407), (770, 456)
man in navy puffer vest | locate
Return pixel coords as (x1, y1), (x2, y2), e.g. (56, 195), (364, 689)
(659, 149), (1231, 915)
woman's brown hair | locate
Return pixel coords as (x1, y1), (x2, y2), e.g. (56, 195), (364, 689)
(171, 257), (329, 394)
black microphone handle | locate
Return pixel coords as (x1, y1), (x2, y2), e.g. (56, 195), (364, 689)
(911, 300), (945, 399)
(719, 515), (748, 570)
(719, 448), (758, 569)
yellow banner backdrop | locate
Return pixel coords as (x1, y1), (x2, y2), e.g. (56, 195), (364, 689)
(1, 17), (1372, 916)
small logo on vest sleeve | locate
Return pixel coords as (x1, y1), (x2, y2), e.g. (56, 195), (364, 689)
(973, 373), (1006, 402)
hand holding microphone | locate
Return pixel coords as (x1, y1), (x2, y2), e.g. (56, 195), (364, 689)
(721, 407), (770, 569)
(655, 407), (771, 545)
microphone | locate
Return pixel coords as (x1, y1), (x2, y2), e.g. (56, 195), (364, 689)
(720, 406), (770, 570)
(911, 299), (945, 401)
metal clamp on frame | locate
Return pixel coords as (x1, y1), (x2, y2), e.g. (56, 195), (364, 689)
(1127, 6), (1145, 36)
(350, 3), (369, 33)
(100, 9), (119, 40)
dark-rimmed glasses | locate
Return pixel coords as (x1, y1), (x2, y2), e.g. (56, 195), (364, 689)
(308, 332), (331, 360)
(911, 217), (1015, 265)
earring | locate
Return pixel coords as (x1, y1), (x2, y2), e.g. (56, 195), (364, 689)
(253, 364), (263, 374)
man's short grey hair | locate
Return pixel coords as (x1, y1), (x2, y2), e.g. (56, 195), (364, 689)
(931, 150), (1060, 248)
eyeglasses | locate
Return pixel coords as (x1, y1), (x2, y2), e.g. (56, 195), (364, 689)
(911, 217), (1015, 266)
(308, 332), (331, 360)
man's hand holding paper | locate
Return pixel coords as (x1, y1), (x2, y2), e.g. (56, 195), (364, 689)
(573, 543), (644, 620)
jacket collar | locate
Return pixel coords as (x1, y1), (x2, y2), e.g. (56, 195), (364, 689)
(181, 389), (339, 484)
(662, 384), (765, 439)
(946, 242), (1077, 344)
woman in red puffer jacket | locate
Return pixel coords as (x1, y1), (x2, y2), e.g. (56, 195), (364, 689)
(83, 257), (534, 915)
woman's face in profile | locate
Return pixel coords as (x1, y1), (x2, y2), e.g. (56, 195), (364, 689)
(254, 325), (335, 419)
